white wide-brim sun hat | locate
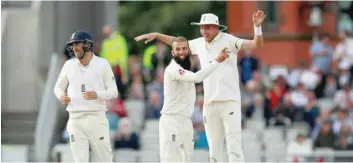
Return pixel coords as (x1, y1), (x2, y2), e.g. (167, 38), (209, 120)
(191, 13), (228, 31)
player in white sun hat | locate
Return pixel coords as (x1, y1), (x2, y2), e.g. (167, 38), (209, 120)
(135, 11), (266, 162)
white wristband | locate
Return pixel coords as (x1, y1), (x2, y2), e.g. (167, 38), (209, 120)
(254, 25), (262, 36)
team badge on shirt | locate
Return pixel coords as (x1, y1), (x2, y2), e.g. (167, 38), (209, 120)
(179, 69), (185, 76)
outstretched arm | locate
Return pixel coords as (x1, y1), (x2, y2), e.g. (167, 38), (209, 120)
(135, 32), (175, 46)
(171, 48), (230, 83)
(240, 10), (266, 50)
(172, 61), (220, 83)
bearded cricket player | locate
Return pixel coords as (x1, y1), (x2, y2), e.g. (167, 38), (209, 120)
(135, 10), (266, 162)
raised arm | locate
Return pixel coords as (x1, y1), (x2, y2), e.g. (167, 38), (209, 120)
(239, 10), (266, 50)
(135, 32), (176, 46)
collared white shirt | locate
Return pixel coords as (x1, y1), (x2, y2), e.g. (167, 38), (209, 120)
(334, 38), (353, 67)
(189, 32), (245, 104)
(54, 55), (118, 112)
(161, 59), (219, 118)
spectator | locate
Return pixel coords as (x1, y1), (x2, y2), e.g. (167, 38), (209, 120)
(127, 64), (146, 100)
(311, 111), (332, 140)
(242, 80), (259, 118)
(312, 68), (327, 98)
(112, 64), (128, 100)
(287, 133), (313, 157)
(309, 33), (334, 74)
(252, 71), (266, 93)
(145, 90), (162, 119)
(313, 120), (336, 149)
(269, 110), (291, 127)
(115, 117), (140, 150)
(333, 30), (353, 79)
(324, 73), (339, 98)
(332, 109), (353, 136)
(239, 49), (259, 84)
(276, 93), (296, 121)
(98, 25), (129, 84)
(338, 61), (352, 88)
(334, 134), (353, 150)
(303, 91), (320, 130)
(290, 83), (309, 109)
(147, 70), (164, 102)
(333, 83), (353, 110)
(287, 61), (308, 88)
(268, 79), (287, 113)
(299, 69), (320, 91)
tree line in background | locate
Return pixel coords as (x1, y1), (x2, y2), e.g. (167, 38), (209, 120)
(118, 1), (226, 55)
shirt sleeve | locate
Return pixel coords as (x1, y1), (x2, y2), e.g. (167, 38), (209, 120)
(96, 61), (119, 100)
(229, 35), (245, 52)
(54, 62), (69, 100)
(188, 39), (198, 55)
(171, 61), (220, 83)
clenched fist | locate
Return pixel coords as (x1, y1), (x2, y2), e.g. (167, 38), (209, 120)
(215, 48), (230, 63)
(83, 91), (97, 100)
(60, 93), (71, 104)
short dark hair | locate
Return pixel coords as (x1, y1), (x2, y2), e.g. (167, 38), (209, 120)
(171, 36), (189, 49)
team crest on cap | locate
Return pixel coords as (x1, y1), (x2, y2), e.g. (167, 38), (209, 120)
(202, 15), (207, 21)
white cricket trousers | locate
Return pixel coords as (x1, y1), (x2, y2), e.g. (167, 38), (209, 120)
(66, 111), (113, 162)
(203, 101), (244, 162)
(159, 114), (194, 162)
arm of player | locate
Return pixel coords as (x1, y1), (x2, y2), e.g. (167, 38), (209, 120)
(156, 33), (176, 46)
(173, 61), (220, 83)
(54, 63), (69, 100)
(96, 61), (119, 100)
(239, 10), (266, 50)
(135, 32), (176, 46)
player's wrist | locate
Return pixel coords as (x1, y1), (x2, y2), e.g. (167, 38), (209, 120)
(254, 25), (262, 36)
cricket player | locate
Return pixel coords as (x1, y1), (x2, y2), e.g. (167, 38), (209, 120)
(54, 30), (118, 162)
(135, 11), (266, 162)
(159, 36), (229, 162)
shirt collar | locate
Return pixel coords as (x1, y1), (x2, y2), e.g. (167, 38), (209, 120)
(76, 53), (96, 66)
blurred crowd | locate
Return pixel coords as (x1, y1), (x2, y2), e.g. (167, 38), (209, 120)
(59, 25), (353, 156)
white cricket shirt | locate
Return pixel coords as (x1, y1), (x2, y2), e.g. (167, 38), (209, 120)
(161, 59), (220, 118)
(189, 32), (245, 104)
(54, 55), (118, 112)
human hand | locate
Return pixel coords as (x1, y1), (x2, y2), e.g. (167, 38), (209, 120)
(60, 93), (71, 104)
(215, 48), (230, 63)
(83, 91), (97, 100)
(134, 32), (158, 44)
(253, 10), (266, 27)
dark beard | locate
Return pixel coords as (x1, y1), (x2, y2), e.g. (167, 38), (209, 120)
(174, 55), (191, 70)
